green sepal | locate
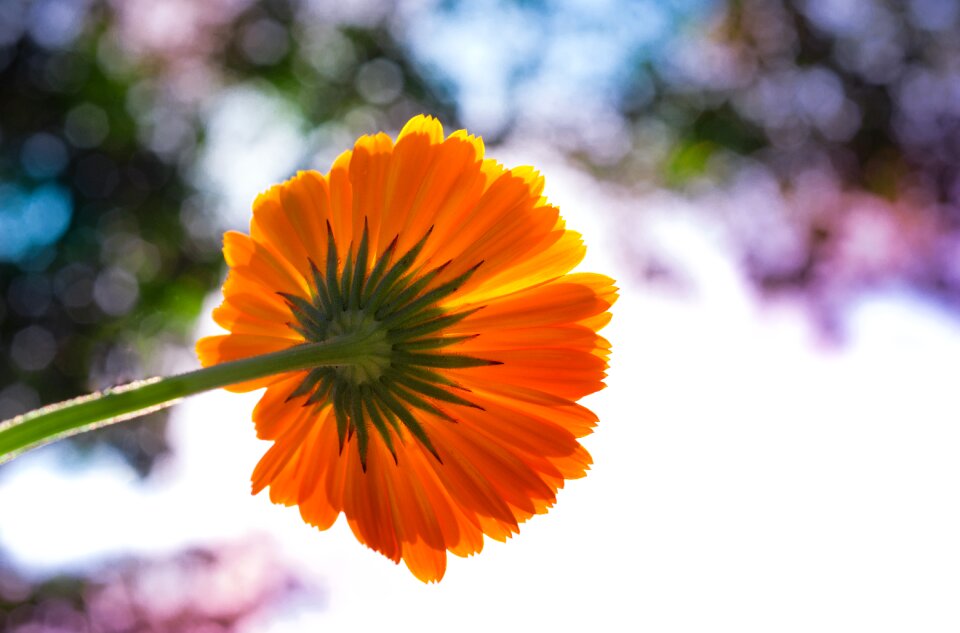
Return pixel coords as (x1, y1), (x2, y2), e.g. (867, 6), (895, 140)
(384, 377), (457, 423)
(361, 235), (398, 307)
(350, 222), (369, 311)
(278, 292), (328, 337)
(285, 367), (325, 402)
(375, 260), (450, 320)
(361, 384), (397, 464)
(370, 380), (442, 463)
(395, 351), (501, 369)
(340, 248), (354, 311)
(392, 334), (478, 351)
(308, 259), (334, 315)
(349, 386), (370, 471)
(332, 383), (350, 454)
(325, 222), (343, 310)
(305, 372), (334, 405)
(387, 307), (482, 342)
(401, 365), (466, 390)
(381, 261), (482, 327)
(365, 227), (433, 314)
(391, 371), (483, 410)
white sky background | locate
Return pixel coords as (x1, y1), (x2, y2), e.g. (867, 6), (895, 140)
(3, 151), (960, 631)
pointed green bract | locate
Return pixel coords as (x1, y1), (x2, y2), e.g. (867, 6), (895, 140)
(350, 222), (369, 311)
(365, 227), (433, 314)
(362, 384), (397, 463)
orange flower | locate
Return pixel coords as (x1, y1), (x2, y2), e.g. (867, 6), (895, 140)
(196, 115), (617, 582)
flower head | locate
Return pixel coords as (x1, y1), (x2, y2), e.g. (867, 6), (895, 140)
(196, 115), (617, 582)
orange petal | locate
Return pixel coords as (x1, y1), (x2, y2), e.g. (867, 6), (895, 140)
(452, 273), (616, 331)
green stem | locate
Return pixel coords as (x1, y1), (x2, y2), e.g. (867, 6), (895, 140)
(0, 332), (380, 465)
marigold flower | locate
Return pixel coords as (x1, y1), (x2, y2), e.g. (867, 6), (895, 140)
(196, 115), (617, 582)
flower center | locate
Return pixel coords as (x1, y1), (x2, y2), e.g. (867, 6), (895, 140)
(278, 221), (497, 470)
(326, 311), (391, 385)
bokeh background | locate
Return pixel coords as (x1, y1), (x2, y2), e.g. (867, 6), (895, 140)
(1, 0), (959, 630)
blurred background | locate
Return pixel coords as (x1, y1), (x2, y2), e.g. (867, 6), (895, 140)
(1, 0), (959, 630)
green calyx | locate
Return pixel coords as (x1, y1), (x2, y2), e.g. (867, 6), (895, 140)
(278, 221), (496, 470)
(327, 311), (391, 384)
